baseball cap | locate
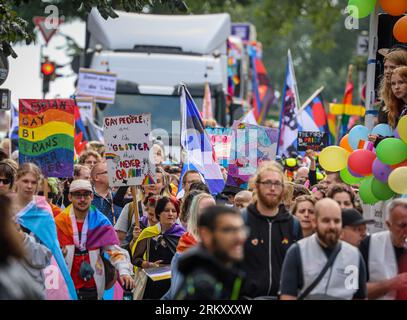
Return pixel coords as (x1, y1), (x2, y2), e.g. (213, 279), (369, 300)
(342, 208), (374, 227)
(69, 179), (93, 193)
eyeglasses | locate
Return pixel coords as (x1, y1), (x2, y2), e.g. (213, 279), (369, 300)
(71, 191), (92, 199)
(257, 180), (283, 188)
(0, 178), (11, 185)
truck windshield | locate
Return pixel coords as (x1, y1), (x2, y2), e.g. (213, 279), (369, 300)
(96, 93), (205, 135)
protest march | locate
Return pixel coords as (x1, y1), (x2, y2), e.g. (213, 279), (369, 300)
(1, 0), (407, 305)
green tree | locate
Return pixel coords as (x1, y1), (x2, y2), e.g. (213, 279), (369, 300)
(1, 0), (187, 57)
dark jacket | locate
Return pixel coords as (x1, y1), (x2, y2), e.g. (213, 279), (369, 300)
(175, 246), (245, 300)
(240, 203), (302, 298)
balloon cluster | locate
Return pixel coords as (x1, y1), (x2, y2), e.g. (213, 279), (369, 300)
(348, 0), (407, 42)
(319, 115), (407, 205)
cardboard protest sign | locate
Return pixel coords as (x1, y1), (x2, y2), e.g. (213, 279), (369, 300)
(226, 121), (279, 189)
(76, 97), (95, 125)
(297, 131), (328, 151)
(77, 68), (117, 104)
(19, 99), (75, 178)
(205, 127), (232, 168)
(103, 114), (156, 187)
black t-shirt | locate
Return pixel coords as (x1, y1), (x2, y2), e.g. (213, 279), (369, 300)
(359, 235), (407, 282)
(280, 240), (367, 299)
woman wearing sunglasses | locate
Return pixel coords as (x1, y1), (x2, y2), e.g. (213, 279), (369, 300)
(0, 160), (16, 193)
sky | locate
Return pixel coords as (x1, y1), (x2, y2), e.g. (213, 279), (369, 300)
(3, 19), (86, 106)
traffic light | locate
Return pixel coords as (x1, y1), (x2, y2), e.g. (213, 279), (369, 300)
(40, 58), (63, 96)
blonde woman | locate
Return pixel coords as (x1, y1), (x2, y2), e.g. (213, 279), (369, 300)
(163, 193), (216, 299)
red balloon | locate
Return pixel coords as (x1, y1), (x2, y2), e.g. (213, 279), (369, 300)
(391, 159), (407, 169)
(380, 0), (407, 16)
(394, 16), (407, 43)
(348, 149), (376, 176)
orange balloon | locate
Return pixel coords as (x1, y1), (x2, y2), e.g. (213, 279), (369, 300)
(394, 16), (407, 43)
(339, 134), (353, 153)
(380, 0), (407, 16)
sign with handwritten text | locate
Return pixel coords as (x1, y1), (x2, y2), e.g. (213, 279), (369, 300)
(18, 99), (75, 178)
(297, 131), (328, 151)
(103, 114), (156, 187)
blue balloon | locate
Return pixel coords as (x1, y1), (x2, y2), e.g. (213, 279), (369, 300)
(348, 125), (369, 150)
(371, 124), (393, 137)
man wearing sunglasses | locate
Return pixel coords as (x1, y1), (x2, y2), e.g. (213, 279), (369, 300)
(55, 179), (135, 300)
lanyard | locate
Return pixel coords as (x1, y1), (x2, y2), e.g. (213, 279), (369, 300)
(70, 207), (89, 251)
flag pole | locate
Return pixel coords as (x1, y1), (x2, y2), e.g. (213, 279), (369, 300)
(131, 186), (140, 229)
(364, 2), (379, 131)
(299, 86), (325, 111)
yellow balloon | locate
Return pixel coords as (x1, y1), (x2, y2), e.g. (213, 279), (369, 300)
(398, 115), (407, 143)
(388, 167), (407, 194)
(319, 146), (350, 172)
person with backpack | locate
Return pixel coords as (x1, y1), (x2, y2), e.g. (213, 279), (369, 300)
(240, 162), (303, 299)
(279, 198), (367, 300)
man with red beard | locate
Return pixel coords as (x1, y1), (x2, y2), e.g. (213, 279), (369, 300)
(240, 163), (303, 299)
(280, 198), (367, 300)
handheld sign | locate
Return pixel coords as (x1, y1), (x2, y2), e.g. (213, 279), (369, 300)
(226, 121), (279, 189)
(19, 99), (75, 178)
(103, 114), (156, 187)
(77, 68), (117, 104)
(76, 97), (95, 125)
(205, 127), (232, 168)
(297, 131), (328, 151)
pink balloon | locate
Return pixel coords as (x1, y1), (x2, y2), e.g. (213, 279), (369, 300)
(372, 158), (392, 183)
(348, 149), (376, 176)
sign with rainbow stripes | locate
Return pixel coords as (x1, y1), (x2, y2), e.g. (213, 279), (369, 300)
(18, 99), (75, 178)
(103, 113), (156, 187)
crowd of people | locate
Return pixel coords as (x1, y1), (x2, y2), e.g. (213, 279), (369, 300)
(0, 46), (407, 301)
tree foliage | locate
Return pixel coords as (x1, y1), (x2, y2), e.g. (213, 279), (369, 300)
(1, 0), (187, 57)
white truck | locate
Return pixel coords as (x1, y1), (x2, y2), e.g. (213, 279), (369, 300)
(85, 10), (233, 161)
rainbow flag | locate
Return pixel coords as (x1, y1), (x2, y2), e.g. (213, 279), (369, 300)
(16, 196), (77, 300)
(327, 113), (338, 145)
(19, 99), (75, 178)
(55, 205), (119, 250)
(142, 173), (156, 186)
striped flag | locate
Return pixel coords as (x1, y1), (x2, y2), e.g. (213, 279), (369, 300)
(180, 85), (225, 195)
(277, 50), (300, 156)
(299, 95), (330, 143)
(16, 197), (77, 300)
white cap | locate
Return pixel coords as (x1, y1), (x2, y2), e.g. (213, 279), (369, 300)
(69, 179), (93, 193)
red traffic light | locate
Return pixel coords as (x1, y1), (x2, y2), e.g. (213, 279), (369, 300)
(41, 62), (55, 76)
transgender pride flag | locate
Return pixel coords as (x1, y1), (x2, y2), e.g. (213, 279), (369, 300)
(16, 197), (77, 300)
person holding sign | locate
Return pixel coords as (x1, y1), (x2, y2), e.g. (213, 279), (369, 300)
(131, 196), (185, 299)
(91, 162), (126, 225)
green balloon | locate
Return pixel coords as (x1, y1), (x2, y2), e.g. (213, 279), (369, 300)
(340, 167), (363, 185)
(359, 176), (379, 205)
(371, 178), (395, 201)
(348, 0), (376, 19)
(376, 138), (407, 165)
